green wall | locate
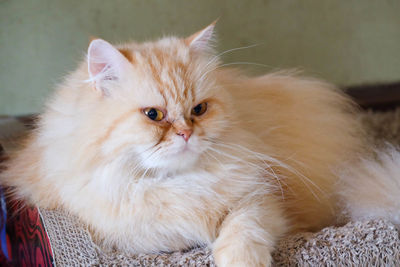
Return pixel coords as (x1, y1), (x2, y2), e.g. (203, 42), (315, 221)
(1, 0), (400, 115)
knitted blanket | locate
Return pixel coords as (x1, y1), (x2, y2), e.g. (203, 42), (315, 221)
(1, 108), (400, 266)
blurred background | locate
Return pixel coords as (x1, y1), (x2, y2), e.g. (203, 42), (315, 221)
(1, 0), (399, 115)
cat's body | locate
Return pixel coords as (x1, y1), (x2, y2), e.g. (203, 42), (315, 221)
(1, 23), (398, 266)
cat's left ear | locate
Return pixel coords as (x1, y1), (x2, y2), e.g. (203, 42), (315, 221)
(87, 39), (131, 94)
(185, 20), (217, 52)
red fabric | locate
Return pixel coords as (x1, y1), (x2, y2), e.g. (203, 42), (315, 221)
(0, 196), (54, 266)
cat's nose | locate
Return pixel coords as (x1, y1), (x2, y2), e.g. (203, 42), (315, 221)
(176, 129), (193, 142)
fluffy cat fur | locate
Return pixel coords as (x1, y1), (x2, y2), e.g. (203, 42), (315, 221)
(1, 22), (400, 266)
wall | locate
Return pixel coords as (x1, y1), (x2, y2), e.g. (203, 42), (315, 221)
(1, 0), (399, 115)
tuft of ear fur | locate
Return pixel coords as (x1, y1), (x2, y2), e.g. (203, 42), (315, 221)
(186, 21), (217, 52)
(87, 39), (131, 94)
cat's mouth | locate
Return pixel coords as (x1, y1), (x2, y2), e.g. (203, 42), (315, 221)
(171, 140), (193, 154)
(169, 143), (198, 160)
(168, 145), (191, 157)
(153, 144), (200, 171)
(181, 144), (191, 153)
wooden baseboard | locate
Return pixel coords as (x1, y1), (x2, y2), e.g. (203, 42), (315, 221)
(345, 82), (400, 110)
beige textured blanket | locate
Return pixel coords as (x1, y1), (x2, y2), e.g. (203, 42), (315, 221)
(40, 209), (400, 266)
(2, 108), (400, 266)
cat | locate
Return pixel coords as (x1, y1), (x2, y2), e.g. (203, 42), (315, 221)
(1, 21), (400, 266)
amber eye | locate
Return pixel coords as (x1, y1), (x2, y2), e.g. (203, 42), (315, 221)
(143, 108), (164, 121)
(192, 102), (207, 116)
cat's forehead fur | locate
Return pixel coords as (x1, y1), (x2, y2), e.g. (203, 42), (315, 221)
(116, 37), (218, 113)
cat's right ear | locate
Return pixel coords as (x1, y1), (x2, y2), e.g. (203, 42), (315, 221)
(87, 39), (131, 95)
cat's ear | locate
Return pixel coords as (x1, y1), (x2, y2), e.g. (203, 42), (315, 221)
(185, 21), (217, 52)
(87, 39), (131, 94)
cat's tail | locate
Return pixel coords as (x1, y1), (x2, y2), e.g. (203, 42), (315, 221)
(338, 145), (400, 225)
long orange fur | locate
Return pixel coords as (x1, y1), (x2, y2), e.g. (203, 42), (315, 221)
(2, 23), (398, 266)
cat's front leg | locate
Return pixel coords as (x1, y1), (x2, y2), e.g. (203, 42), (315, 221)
(212, 195), (287, 267)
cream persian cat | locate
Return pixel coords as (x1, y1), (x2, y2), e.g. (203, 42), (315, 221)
(2, 22), (400, 266)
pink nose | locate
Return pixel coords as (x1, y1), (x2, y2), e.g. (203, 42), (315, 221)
(176, 129), (193, 142)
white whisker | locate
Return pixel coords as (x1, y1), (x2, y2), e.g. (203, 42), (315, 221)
(205, 138), (327, 202)
(203, 44), (261, 70)
(199, 61), (274, 81)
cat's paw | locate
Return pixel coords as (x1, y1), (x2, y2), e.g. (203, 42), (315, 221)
(212, 241), (273, 267)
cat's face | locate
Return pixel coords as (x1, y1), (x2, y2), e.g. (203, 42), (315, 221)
(86, 23), (230, 172)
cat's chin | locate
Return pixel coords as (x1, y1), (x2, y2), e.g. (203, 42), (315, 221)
(141, 149), (201, 173)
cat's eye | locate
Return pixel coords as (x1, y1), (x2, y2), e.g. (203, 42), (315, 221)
(192, 102), (207, 116)
(143, 108), (164, 121)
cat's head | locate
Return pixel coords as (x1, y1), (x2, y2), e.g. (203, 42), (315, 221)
(82, 22), (231, 173)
